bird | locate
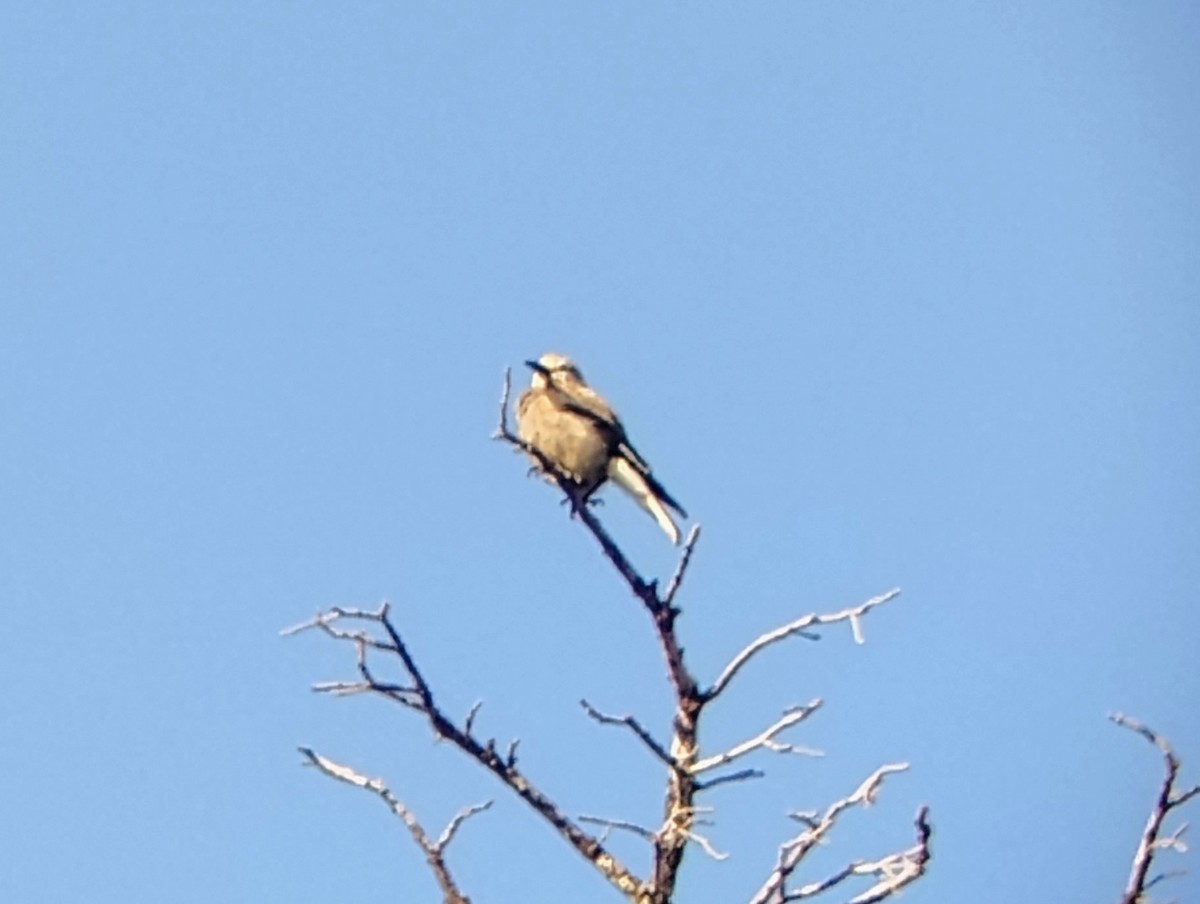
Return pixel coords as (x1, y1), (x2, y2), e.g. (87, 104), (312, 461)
(515, 352), (688, 544)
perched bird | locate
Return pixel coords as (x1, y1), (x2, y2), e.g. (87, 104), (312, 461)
(515, 352), (688, 544)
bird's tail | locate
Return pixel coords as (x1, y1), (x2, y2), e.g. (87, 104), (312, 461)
(608, 455), (681, 545)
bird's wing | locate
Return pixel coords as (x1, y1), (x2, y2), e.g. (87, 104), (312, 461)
(548, 382), (631, 446)
(547, 380), (687, 518)
(553, 383), (618, 425)
(564, 392), (688, 518)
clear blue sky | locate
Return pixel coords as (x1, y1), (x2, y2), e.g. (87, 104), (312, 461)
(2, 4), (1197, 902)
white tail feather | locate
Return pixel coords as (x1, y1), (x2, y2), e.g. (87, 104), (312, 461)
(608, 456), (681, 544)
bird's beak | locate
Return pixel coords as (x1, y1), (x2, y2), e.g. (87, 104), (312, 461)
(525, 359), (550, 376)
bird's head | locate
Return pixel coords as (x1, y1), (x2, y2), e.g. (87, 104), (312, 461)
(525, 352), (586, 389)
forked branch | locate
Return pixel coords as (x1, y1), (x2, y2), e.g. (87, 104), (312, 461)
(298, 746), (489, 904)
(285, 604), (647, 901)
(1112, 713), (1199, 904)
(707, 589), (902, 701)
(748, 764), (927, 904)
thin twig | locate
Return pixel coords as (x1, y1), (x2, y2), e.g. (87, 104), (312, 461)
(579, 814), (657, 842)
(695, 768), (765, 791)
(464, 700), (483, 735)
(438, 801), (495, 850)
(580, 699), (677, 767)
(663, 525), (702, 607)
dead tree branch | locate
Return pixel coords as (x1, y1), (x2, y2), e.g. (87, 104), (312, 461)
(286, 604), (647, 901)
(792, 804), (932, 904)
(1111, 713), (1200, 904)
(706, 589), (902, 701)
(580, 814), (658, 843)
(580, 699), (677, 767)
(748, 766), (929, 904)
(297, 746), (489, 904)
(692, 701), (824, 775)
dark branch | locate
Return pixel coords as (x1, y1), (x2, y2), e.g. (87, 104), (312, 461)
(694, 768), (765, 792)
(663, 525), (702, 606)
(580, 699), (677, 767)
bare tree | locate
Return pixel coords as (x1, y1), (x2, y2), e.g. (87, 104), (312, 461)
(285, 371), (1200, 902)
(284, 368), (930, 903)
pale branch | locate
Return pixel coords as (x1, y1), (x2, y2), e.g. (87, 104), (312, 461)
(849, 805), (932, 903)
(1150, 823), (1190, 860)
(580, 699), (676, 767)
(311, 680), (372, 697)
(314, 677), (422, 706)
(283, 605), (408, 657)
(464, 700), (483, 735)
(1112, 713), (1200, 904)
(297, 746), (487, 904)
(579, 814), (657, 842)
(748, 763), (913, 904)
(784, 805), (931, 904)
(706, 589), (902, 701)
(684, 828), (730, 861)
(438, 800), (496, 850)
(692, 701), (824, 774)
(785, 862), (856, 900)
(289, 605), (648, 902)
(282, 604), (391, 637)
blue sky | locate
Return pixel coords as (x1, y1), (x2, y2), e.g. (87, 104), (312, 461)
(2, 3), (1197, 902)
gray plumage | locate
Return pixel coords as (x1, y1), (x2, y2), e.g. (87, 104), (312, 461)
(516, 352), (687, 544)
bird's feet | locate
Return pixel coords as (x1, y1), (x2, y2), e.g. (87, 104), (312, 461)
(559, 495), (604, 507)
